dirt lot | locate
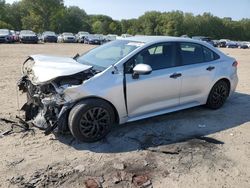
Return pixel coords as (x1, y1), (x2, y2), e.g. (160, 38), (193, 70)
(0, 43), (249, 188)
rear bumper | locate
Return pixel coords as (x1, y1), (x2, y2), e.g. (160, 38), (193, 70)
(63, 39), (76, 43)
(20, 38), (38, 43)
(229, 73), (238, 97)
(44, 37), (57, 42)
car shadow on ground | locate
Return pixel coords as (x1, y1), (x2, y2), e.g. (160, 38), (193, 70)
(57, 92), (250, 153)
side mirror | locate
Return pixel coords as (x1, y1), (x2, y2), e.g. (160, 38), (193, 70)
(132, 64), (152, 79)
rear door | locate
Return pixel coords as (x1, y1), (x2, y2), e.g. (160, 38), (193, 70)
(178, 42), (220, 105)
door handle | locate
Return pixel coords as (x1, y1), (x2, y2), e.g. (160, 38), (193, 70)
(206, 66), (215, 71)
(170, 73), (182, 79)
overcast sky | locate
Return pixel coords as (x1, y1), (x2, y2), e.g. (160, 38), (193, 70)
(5, 0), (250, 21)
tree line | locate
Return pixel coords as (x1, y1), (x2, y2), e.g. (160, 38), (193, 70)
(0, 0), (250, 41)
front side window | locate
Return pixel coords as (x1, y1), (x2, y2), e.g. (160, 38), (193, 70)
(125, 43), (177, 73)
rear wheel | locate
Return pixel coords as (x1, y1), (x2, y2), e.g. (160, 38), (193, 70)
(206, 80), (230, 109)
(68, 99), (115, 142)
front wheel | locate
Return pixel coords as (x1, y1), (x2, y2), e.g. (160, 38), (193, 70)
(68, 99), (116, 142)
(206, 80), (230, 109)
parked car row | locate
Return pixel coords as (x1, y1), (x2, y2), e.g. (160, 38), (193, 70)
(0, 28), (133, 44)
(181, 35), (250, 49)
(1, 28), (250, 49)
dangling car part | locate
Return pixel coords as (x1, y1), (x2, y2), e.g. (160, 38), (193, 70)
(18, 37), (238, 142)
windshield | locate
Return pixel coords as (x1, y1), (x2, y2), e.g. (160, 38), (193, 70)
(88, 35), (99, 40)
(77, 40), (144, 69)
(63, 33), (73, 36)
(0, 29), (9, 35)
(79, 32), (89, 35)
(95, 34), (104, 39)
(20, 30), (35, 35)
(44, 31), (55, 35)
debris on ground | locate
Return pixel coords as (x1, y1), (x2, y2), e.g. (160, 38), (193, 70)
(74, 164), (86, 172)
(8, 162), (75, 187)
(132, 174), (152, 187)
(0, 116), (34, 138)
(84, 178), (100, 188)
(6, 158), (24, 167)
(113, 162), (126, 170)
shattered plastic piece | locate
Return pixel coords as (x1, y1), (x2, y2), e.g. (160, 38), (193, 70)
(0, 129), (12, 137)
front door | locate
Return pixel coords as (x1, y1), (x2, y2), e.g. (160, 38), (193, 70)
(125, 42), (182, 118)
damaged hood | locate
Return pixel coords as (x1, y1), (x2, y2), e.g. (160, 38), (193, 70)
(23, 54), (92, 84)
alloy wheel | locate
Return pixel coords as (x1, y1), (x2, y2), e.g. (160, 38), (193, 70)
(79, 107), (110, 139)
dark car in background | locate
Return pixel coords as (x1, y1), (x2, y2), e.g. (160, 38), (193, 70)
(94, 34), (105, 44)
(192, 36), (215, 46)
(212, 40), (219, 47)
(226, 41), (238, 48)
(0, 29), (13, 43)
(84, 34), (102, 45)
(19, 30), (38, 43)
(42, 31), (57, 43)
(218, 39), (229, 48)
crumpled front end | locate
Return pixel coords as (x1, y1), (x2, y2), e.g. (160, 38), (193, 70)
(17, 56), (96, 134)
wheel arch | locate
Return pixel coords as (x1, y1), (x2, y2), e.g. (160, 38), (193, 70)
(69, 96), (120, 124)
(206, 77), (231, 104)
(212, 78), (231, 96)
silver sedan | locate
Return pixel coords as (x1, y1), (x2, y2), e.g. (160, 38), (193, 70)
(18, 36), (238, 142)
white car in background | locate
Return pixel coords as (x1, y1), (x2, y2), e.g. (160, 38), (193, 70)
(18, 36), (238, 142)
(105, 34), (117, 42)
(76, 31), (89, 43)
(58, 32), (76, 43)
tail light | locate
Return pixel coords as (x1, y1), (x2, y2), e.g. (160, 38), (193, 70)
(232, 61), (238, 67)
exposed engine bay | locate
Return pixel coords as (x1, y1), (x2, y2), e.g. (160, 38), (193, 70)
(17, 56), (99, 134)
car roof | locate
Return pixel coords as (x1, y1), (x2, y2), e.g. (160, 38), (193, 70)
(119, 35), (227, 59)
(122, 36), (204, 44)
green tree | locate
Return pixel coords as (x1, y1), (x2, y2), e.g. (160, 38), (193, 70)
(60, 6), (89, 33)
(20, 0), (64, 32)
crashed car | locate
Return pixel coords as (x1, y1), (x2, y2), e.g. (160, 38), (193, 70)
(18, 36), (238, 142)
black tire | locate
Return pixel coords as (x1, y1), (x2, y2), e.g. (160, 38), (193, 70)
(206, 80), (230, 109)
(68, 99), (115, 142)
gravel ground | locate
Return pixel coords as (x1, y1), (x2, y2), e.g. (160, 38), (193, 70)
(0, 43), (249, 188)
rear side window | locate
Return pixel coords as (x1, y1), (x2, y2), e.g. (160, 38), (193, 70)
(179, 42), (219, 65)
(203, 46), (220, 62)
(180, 43), (204, 65)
